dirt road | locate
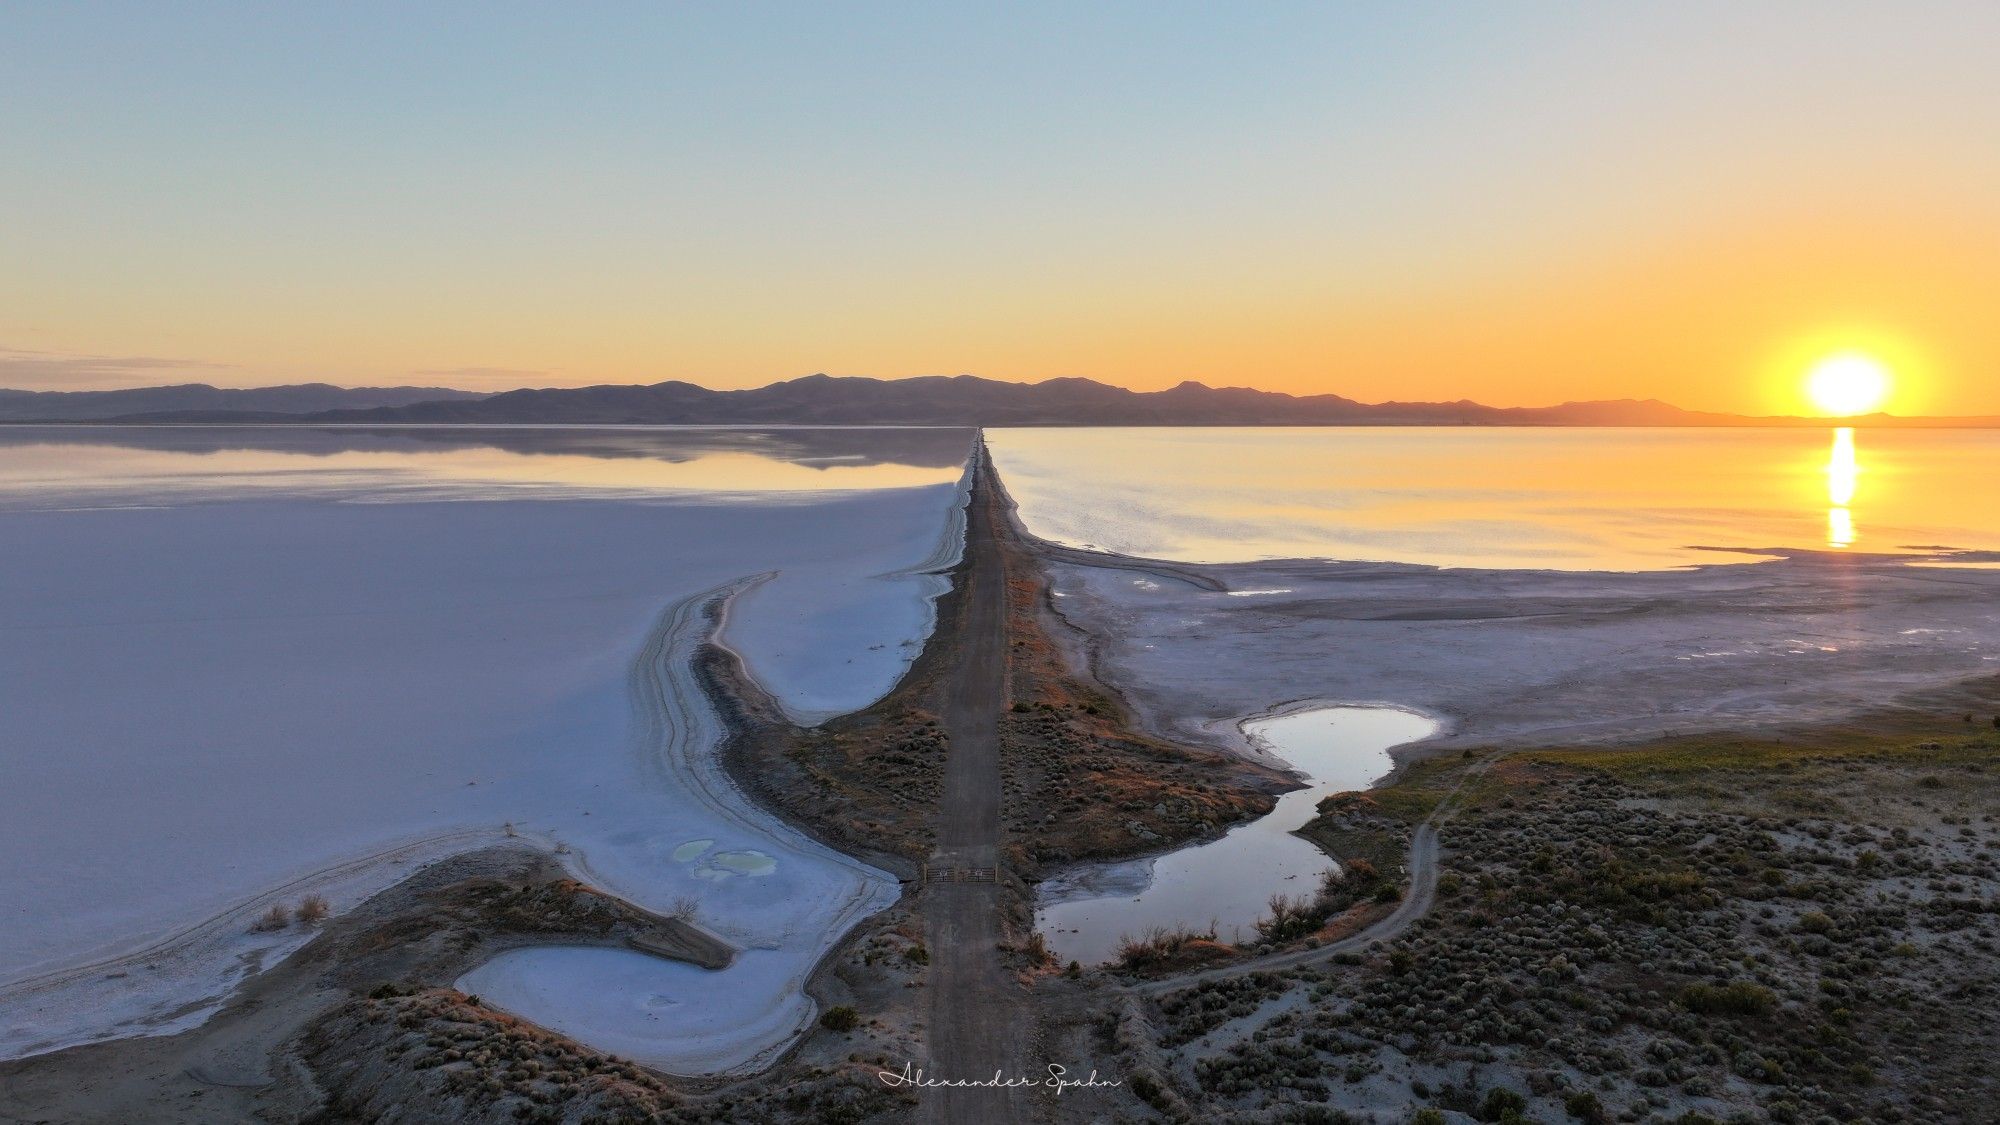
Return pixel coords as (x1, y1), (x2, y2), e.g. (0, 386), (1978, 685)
(917, 442), (1036, 1124)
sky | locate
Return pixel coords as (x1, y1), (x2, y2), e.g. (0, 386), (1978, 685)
(3, 2), (1998, 415)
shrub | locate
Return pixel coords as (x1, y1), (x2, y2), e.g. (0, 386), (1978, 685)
(1796, 911), (1834, 934)
(819, 1005), (859, 1032)
(1116, 925), (1227, 970)
(1128, 1070), (1164, 1106)
(1373, 882), (1402, 903)
(1564, 1089), (1608, 1123)
(1412, 1111), (1448, 1125)
(904, 943), (929, 966)
(1679, 981), (1777, 1018)
(1024, 931), (1053, 966)
(1478, 1086), (1528, 1122)
(296, 894), (330, 925)
(1257, 893), (1319, 944)
(251, 903), (291, 932)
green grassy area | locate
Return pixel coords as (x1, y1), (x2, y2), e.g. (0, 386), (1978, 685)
(1364, 724), (2000, 826)
(1519, 728), (2000, 781)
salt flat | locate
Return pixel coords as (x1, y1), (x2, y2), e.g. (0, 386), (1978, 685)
(1044, 551), (2000, 759)
(0, 427), (970, 1069)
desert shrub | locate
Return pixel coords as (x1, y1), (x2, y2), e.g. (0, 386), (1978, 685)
(1127, 1070), (1162, 1104)
(668, 894), (699, 921)
(1024, 930), (1053, 966)
(296, 894), (330, 925)
(1564, 1089), (1608, 1123)
(1412, 1111), (1447, 1125)
(904, 943), (929, 966)
(1261, 861), (1398, 945)
(1258, 893), (1323, 944)
(1478, 1086), (1528, 1122)
(252, 903), (291, 932)
(819, 1005), (859, 1032)
(1679, 981), (1777, 1018)
(1796, 911), (1834, 934)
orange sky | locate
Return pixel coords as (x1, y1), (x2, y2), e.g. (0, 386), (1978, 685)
(4, 5), (1997, 415)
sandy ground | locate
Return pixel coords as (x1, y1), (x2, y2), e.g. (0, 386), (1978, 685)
(1040, 547), (2000, 762)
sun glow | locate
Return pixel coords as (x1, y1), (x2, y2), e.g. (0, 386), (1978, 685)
(1805, 353), (1893, 417)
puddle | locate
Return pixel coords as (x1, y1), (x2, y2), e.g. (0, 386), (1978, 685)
(1034, 705), (1437, 965)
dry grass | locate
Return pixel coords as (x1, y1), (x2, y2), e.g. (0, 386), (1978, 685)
(1117, 924), (1235, 973)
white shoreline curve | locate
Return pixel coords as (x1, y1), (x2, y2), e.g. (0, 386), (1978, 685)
(458, 578), (902, 1076)
(1, 481), (971, 1067)
(732, 453), (975, 728)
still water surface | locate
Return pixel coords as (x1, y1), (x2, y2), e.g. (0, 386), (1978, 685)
(1036, 706), (1438, 966)
(989, 426), (2000, 570)
(0, 424), (969, 507)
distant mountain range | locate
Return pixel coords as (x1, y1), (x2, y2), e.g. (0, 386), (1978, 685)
(3, 374), (1993, 427)
(0, 382), (487, 421)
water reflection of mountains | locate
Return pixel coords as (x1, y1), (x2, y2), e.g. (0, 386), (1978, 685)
(0, 425), (976, 471)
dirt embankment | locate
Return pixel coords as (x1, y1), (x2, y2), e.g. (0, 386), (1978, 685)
(996, 564), (1286, 872)
(302, 987), (907, 1125)
(703, 614), (957, 871)
(709, 465), (1290, 880)
(0, 848), (747, 1124)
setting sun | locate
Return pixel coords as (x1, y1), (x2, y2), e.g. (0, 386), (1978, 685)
(1806, 353), (1894, 417)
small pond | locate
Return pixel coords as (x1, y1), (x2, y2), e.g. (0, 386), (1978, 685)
(1035, 705), (1437, 965)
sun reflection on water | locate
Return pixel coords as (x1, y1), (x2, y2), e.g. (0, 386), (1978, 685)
(1826, 427), (1858, 547)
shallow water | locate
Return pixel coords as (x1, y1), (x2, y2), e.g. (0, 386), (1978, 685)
(457, 947), (813, 1075)
(988, 426), (2000, 570)
(1035, 705), (1438, 965)
(0, 423), (967, 507)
